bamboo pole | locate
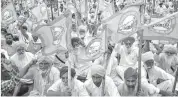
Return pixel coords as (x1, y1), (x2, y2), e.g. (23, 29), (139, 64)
(137, 30), (143, 92)
(172, 67), (178, 93)
(102, 25), (108, 96)
(50, 0), (54, 20)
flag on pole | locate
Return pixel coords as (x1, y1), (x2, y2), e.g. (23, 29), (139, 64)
(102, 5), (141, 43)
(1, 1), (17, 26)
(30, 4), (48, 23)
(33, 11), (72, 55)
(143, 12), (178, 41)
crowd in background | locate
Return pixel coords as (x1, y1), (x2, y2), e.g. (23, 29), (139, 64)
(1, 0), (178, 96)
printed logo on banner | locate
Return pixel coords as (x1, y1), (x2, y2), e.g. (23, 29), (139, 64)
(117, 11), (138, 35)
(2, 9), (14, 23)
(50, 26), (65, 45)
(86, 38), (102, 58)
(149, 16), (176, 35)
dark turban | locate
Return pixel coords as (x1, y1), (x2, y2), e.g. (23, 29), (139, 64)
(124, 67), (138, 80)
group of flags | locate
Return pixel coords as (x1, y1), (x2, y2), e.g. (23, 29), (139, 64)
(2, 0), (178, 58)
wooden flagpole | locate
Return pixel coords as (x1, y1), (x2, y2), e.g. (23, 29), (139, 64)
(172, 67), (178, 93)
(102, 25), (108, 96)
(50, 0), (54, 20)
(137, 29), (143, 92)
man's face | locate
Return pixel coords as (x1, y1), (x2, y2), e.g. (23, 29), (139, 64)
(39, 60), (51, 71)
(125, 77), (137, 88)
(17, 46), (25, 55)
(72, 25), (77, 32)
(61, 72), (68, 86)
(92, 74), (103, 87)
(79, 30), (86, 38)
(124, 41), (132, 49)
(5, 35), (13, 45)
(32, 35), (39, 42)
(144, 59), (154, 70)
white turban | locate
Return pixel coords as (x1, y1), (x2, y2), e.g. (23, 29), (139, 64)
(91, 65), (105, 77)
(163, 45), (177, 54)
(37, 55), (55, 64)
(78, 25), (87, 32)
(142, 51), (154, 62)
(13, 41), (28, 52)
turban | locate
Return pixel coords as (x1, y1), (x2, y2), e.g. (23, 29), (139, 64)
(13, 41), (28, 52)
(60, 66), (76, 78)
(91, 65), (105, 77)
(122, 37), (135, 44)
(163, 45), (177, 54)
(142, 51), (154, 62)
(37, 55), (55, 64)
(78, 25), (87, 32)
(124, 67), (138, 80)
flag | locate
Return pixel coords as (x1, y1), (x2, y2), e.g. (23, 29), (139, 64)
(1, 1), (17, 26)
(33, 11), (72, 55)
(76, 25), (107, 61)
(30, 4), (48, 23)
(80, 0), (88, 16)
(143, 12), (178, 41)
(102, 5), (141, 43)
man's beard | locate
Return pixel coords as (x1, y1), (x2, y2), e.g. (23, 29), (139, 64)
(18, 53), (25, 60)
(127, 85), (136, 89)
(6, 40), (13, 45)
(166, 55), (175, 66)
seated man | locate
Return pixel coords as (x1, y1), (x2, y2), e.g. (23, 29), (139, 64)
(19, 56), (60, 96)
(84, 65), (120, 96)
(142, 51), (176, 96)
(118, 67), (148, 96)
(47, 66), (89, 96)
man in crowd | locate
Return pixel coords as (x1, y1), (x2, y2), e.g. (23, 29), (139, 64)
(84, 64), (120, 96)
(10, 41), (34, 72)
(118, 67), (148, 96)
(2, 33), (17, 56)
(158, 45), (178, 75)
(142, 51), (176, 96)
(47, 66), (89, 96)
(19, 56), (60, 96)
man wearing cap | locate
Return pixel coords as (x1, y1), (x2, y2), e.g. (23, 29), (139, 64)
(158, 45), (178, 75)
(118, 67), (148, 96)
(84, 65), (120, 96)
(20, 56), (60, 96)
(47, 66), (89, 96)
(10, 41), (34, 72)
(142, 51), (176, 96)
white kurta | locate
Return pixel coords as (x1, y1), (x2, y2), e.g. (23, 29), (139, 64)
(48, 79), (89, 96)
(84, 76), (120, 96)
(146, 65), (175, 91)
(10, 52), (34, 71)
(23, 66), (60, 96)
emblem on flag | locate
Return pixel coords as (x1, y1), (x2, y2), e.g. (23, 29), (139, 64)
(117, 11), (138, 35)
(50, 26), (65, 45)
(149, 16), (176, 35)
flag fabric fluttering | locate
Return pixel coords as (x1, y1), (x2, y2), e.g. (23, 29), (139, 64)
(33, 11), (72, 55)
(142, 12), (178, 41)
(30, 4), (48, 23)
(1, 1), (17, 27)
(102, 5), (141, 43)
(75, 25), (107, 61)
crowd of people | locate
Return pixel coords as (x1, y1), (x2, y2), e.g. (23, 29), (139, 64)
(1, 0), (178, 96)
